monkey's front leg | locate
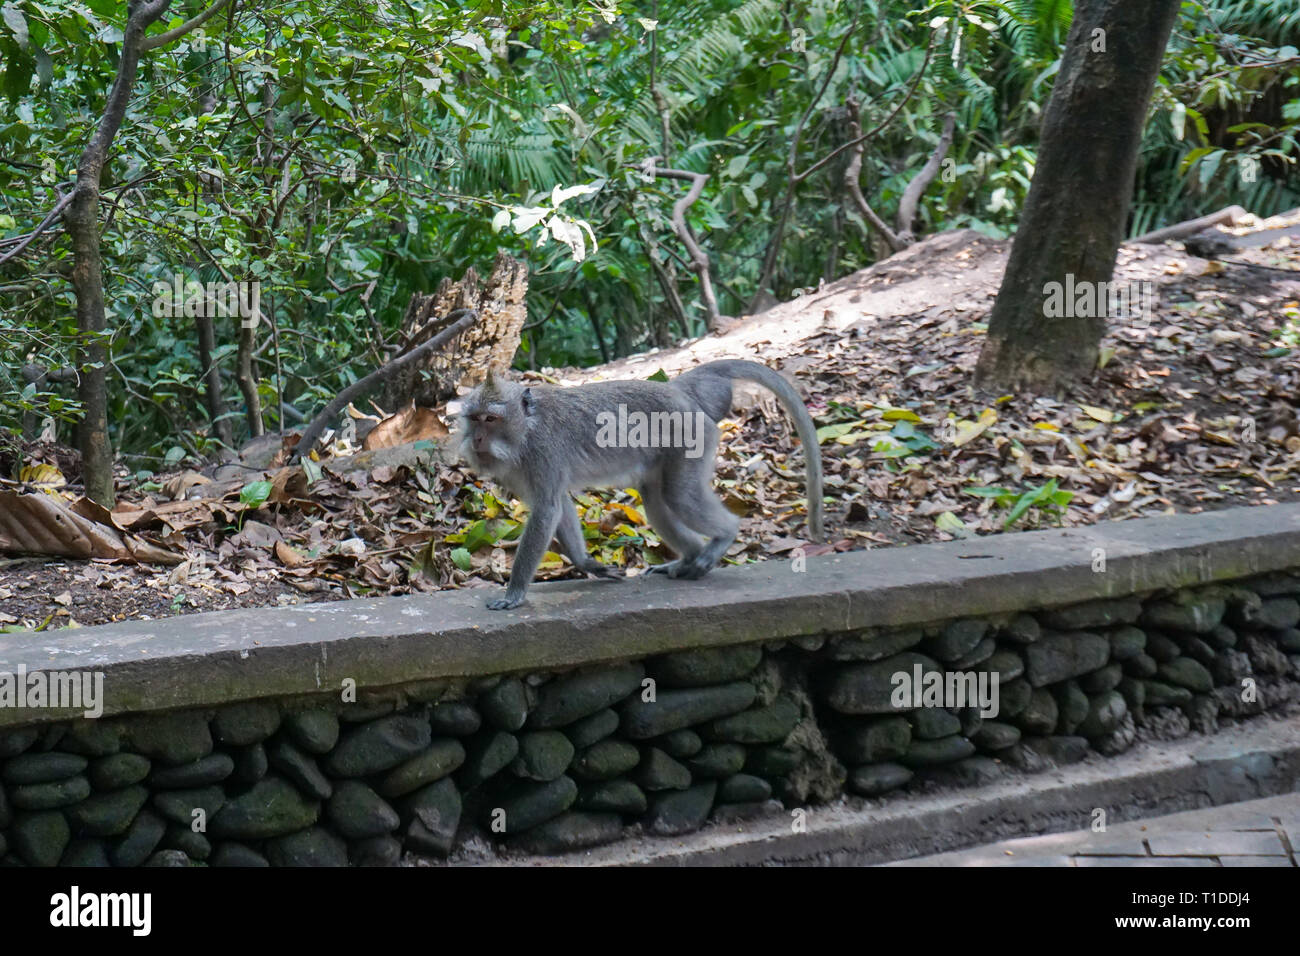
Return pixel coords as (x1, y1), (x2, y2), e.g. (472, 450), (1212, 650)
(487, 495), (563, 610)
(556, 500), (623, 581)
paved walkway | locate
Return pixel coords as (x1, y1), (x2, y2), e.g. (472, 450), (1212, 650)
(888, 792), (1299, 866)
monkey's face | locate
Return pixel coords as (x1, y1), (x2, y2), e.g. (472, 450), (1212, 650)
(460, 383), (537, 474)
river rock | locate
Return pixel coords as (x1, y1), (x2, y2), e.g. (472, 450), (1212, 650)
(489, 776), (578, 835)
(1041, 597), (1141, 630)
(209, 777), (319, 839)
(645, 782), (716, 836)
(570, 740), (640, 781)
(824, 653), (942, 714)
(510, 732), (574, 782)
(400, 778), (462, 857)
(430, 701), (481, 736)
(922, 619), (988, 661)
(1142, 596), (1225, 634)
(324, 716), (432, 777)
(835, 716), (912, 764)
(647, 644), (762, 687)
(899, 735), (975, 767)
(149, 754), (234, 790)
(212, 701), (281, 746)
(267, 739), (333, 800)
(266, 827), (348, 867)
(528, 663), (645, 727)
(847, 762), (913, 796)
(458, 731), (519, 790)
(480, 678), (529, 731)
(686, 743), (746, 779)
(577, 780), (648, 815)
(1076, 691), (1127, 737)
(620, 682), (755, 738)
(153, 785), (225, 826)
(110, 809), (166, 867)
(327, 781), (400, 839)
(511, 811), (623, 854)
(828, 628), (924, 661)
(124, 712), (213, 766)
(1025, 632), (1109, 686)
(89, 753), (151, 791)
(3, 752), (87, 785)
(283, 709), (340, 754)
(65, 785), (149, 836)
(705, 696), (800, 744)
(635, 748), (691, 791)
(565, 709), (620, 750)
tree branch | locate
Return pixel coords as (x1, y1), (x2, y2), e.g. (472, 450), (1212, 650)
(842, 96), (905, 252)
(0, 192), (72, 266)
(645, 162), (721, 330)
(1128, 204), (1248, 244)
(141, 0), (233, 51)
(895, 111), (957, 243)
(290, 309), (479, 462)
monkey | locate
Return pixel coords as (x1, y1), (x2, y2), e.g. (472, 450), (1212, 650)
(459, 359), (824, 610)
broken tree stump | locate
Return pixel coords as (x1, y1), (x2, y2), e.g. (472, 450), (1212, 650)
(380, 251), (528, 410)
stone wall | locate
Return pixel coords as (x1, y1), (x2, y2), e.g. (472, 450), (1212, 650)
(1, 572), (1297, 866)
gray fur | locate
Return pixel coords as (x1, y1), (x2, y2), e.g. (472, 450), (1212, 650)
(460, 361), (824, 609)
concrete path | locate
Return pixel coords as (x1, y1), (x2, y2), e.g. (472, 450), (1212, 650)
(889, 792), (1300, 866)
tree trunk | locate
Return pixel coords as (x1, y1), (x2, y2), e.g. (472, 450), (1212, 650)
(974, 0), (1180, 392)
(62, 0), (174, 505)
(196, 312), (234, 448)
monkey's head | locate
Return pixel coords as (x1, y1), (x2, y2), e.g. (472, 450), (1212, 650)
(459, 369), (538, 475)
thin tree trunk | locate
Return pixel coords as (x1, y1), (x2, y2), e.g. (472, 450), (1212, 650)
(974, 0), (1181, 392)
(59, 0), (230, 503)
(62, 0), (175, 505)
(196, 312), (234, 448)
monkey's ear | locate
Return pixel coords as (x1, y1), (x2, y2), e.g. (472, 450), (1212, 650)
(521, 387), (537, 416)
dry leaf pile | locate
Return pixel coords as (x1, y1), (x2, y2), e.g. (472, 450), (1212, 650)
(3, 215), (1298, 629)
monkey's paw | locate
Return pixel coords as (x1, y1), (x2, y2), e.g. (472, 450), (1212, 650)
(486, 594), (524, 610)
(585, 563), (624, 581)
(677, 556), (716, 580)
(644, 560), (684, 578)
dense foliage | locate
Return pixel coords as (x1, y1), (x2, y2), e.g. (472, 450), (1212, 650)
(0, 0), (1296, 466)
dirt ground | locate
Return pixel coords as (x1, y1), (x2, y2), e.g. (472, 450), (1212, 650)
(4, 210), (1299, 630)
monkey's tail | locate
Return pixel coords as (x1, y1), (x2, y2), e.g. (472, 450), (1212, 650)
(678, 359), (825, 542)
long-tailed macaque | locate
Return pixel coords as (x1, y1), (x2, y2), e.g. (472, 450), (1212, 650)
(460, 360), (823, 609)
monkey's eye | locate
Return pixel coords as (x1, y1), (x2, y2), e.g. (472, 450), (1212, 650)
(482, 414), (498, 424)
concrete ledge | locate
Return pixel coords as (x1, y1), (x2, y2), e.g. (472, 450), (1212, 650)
(3, 503), (1300, 726)
(496, 714), (1300, 867)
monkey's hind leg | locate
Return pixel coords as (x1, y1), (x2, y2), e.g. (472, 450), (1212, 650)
(556, 499), (623, 581)
(664, 456), (740, 580)
(640, 478), (706, 579)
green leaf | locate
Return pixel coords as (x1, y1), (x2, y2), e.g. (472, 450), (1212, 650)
(450, 547), (472, 571)
(935, 512), (972, 538)
(2, 3), (29, 50)
(462, 519), (497, 552)
(1003, 479), (1058, 527)
(816, 420), (866, 442)
(964, 486), (1015, 499)
(240, 480), (273, 508)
